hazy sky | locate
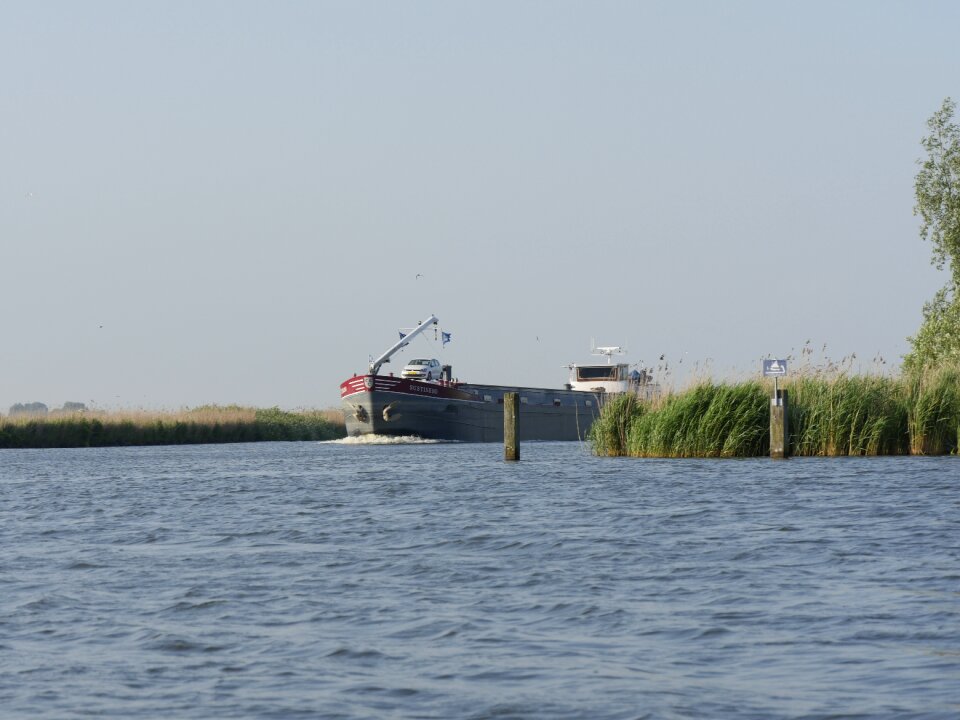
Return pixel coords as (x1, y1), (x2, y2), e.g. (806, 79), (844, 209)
(3, 1), (959, 411)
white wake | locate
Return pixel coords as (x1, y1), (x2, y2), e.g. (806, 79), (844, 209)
(325, 434), (448, 445)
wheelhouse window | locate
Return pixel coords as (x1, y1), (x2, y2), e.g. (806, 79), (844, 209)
(576, 366), (620, 381)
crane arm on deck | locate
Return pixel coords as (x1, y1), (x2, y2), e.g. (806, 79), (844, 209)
(369, 314), (439, 376)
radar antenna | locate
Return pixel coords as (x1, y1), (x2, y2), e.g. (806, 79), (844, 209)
(590, 342), (627, 365)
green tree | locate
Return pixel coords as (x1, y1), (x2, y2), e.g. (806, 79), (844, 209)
(906, 286), (960, 369)
(906, 98), (960, 371)
(915, 98), (960, 283)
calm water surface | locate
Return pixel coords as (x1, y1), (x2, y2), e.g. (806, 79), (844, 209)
(1, 441), (957, 719)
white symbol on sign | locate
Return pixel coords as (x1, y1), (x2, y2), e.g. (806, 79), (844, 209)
(763, 359), (788, 377)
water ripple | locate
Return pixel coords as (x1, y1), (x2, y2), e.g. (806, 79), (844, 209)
(0, 444), (957, 718)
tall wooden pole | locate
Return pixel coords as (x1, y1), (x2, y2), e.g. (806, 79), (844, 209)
(770, 388), (789, 459)
(504, 392), (519, 461)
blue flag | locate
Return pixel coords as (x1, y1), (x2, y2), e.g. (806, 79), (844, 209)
(399, 331), (407, 340)
(442, 331), (452, 346)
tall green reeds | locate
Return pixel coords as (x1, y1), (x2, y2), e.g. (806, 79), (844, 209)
(593, 382), (768, 458)
(591, 393), (645, 457)
(590, 365), (960, 457)
(906, 365), (960, 455)
(787, 375), (908, 456)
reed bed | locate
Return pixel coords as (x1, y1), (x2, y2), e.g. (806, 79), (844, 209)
(906, 364), (960, 455)
(0, 406), (346, 449)
(592, 382), (768, 458)
(591, 365), (960, 457)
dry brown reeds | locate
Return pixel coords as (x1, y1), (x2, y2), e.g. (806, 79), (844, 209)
(0, 405), (346, 449)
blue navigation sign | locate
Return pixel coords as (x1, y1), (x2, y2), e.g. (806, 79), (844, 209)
(763, 359), (788, 377)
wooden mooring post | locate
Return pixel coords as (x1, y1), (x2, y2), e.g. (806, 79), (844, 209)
(504, 392), (519, 461)
(770, 387), (789, 459)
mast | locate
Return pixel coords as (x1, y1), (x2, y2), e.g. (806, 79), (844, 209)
(368, 314), (439, 375)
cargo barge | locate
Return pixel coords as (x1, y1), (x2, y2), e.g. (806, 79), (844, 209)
(339, 315), (653, 442)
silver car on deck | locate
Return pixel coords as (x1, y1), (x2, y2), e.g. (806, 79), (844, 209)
(401, 358), (441, 380)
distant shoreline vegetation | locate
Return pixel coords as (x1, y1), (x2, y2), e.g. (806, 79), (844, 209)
(589, 363), (960, 458)
(0, 405), (346, 449)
